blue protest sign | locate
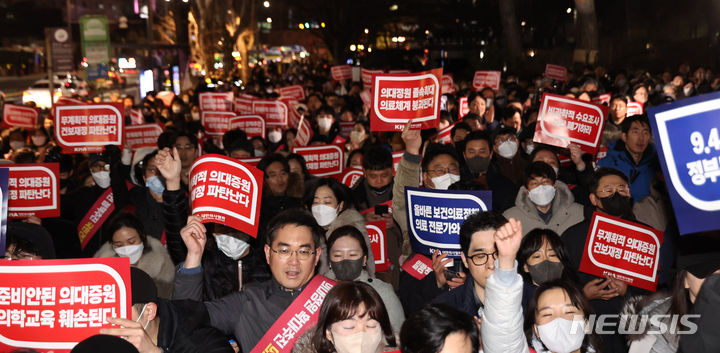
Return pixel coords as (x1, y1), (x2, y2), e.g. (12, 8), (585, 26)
(405, 187), (491, 258)
(0, 168), (8, 254)
(647, 91), (720, 234)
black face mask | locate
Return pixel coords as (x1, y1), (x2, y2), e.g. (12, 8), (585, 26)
(598, 193), (634, 218)
(466, 155), (491, 175)
(330, 258), (364, 281)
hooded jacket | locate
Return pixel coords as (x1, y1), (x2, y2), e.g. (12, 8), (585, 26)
(597, 139), (659, 202)
(94, 236), (175, 299)
(503, 181), (584, 236)
(320, 208), (376, 278)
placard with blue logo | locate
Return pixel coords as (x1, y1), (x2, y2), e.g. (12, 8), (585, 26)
(405, 187), (491, 258)
(647, 91), (720, 234)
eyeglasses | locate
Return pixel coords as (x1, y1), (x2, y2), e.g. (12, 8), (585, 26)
(89, 163), (110, 173)
(3, 251), (36, 261)
(428, 167), (460, 175)
(597, 185), (629, 196)
(467, 251), (498, 266)
(270, 247), (316, 260)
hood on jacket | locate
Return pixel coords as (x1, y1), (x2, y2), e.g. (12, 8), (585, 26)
(513, 180), (576, 216)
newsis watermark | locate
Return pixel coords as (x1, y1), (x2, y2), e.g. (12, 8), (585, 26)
(568, 314), (701, 335)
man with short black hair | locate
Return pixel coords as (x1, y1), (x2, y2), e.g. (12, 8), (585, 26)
(460, 131), (517, 212)
(491, 127), (528, 188)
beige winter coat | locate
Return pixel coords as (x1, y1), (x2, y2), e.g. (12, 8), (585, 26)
(503, 181), (584, 237)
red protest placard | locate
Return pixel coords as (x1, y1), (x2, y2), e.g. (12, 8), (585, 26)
(228, 115), (266, 138)
(331, 65), (352, 81)
(129, 109), (144, 125)
(579, 212), (663, 291)
(6, 163), (60, 219)
(156, 91), (175, 107)
(253, 100), (288, 127)
(366, 221), (390, 272)
(3, 104), (38, 129)
(389, 70), (411, 74)
(627, 102), (644, 116)
(295, 116), (314, 147)
(371, 68), (442, 131)
(341, 167), (363, 188)
(545, 64), (568, 82)
(199, 92), (233, 112)
(362, 68), (384, 88)
(292, 144), (344, 178)
(277, 85), (305, 102)
(472, 70), (501, 91)
(55, 97), (85, 105)
(189, 155), (264, 237)
(249, 276), (335, 353)
(533, 93), (608, 155)
(401, 253), (433, 280)
(54, 103), (124, 154)
(433, 123), (455, 144)
(458, 97), (469, 120)
(234, 95), (254, 115)
(442, 74), (455, 94)
(392, 151), (404, 175)
(125, 124), (162, 150)
(202, 111), (236, 137)
(0, 257), (132, 352)
(236, 157), (262, 167)
(339, 121), (355, 138)
(591, 93), (612, 106)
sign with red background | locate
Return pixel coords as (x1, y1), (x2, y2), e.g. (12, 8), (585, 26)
(341, 167), (363, 188)
(371, 68), (442, 131)
(229, 115), (266, 138)
(362, 68), (384, 88)
(442, 74), (455, 94)
(3, 104), (37, 129)
(5, 163), (60, 218)
(579, 212), (663, 291)
(545, 64), (568, 82)
(234, 96), (255, 115)
(54, 103), (124, 154)
(189, 155), (264, 237)
(533, 93), (607, 155)
(331, 65), (352, 81)
(472, 71), (501, 91)
(627, 102), (644, 116)
(199, 92), (233, 112)
(292, 144), (344, 178)
(366, 221), (390, 272)
(253, 100), (288, 127)
(401, 253), (433, 280)
(0, 257), (132, 352)
(125, 124), (162, 150)
(202, 111), (236, 137)
(277, 85), (305, 102)
(458, 97), (469, 120)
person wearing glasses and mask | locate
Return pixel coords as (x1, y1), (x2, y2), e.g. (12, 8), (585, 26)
(173, 209), (324, 353)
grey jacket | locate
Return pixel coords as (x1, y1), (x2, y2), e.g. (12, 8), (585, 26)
(391, 151), (422, 256)
(503, 181), (584, 237)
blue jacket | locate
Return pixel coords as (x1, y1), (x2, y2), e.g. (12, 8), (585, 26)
(597, 140), (658, 202)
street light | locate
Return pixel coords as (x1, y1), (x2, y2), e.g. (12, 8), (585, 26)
(263, 1), (270, 7)
(350, 44), (357, 51)
(364, 28), (369, 34)
(266, 17), (272, 23)
(566, 7), (572, 14)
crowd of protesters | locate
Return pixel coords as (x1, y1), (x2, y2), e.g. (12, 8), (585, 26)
(4, 59), (720, 353)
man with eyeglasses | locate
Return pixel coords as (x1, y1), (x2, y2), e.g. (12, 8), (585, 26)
(172, 209), (323, 353)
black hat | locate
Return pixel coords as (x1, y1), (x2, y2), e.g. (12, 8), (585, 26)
(71, 334), (139, 353)
(677, 252), (720, 279)
(7, 222), (56, 259)
(130, 267), (158, 305)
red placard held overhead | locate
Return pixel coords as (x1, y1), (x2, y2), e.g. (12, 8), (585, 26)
(339, 121), (355, 138)
(277, 85), (306, 101)
(55, 97), (84, 105)
(234, 95), (254, 115)
(401, 253), (433, 280)
(545, 64), (568, 82)
(202, 111), (236, 138)
(5, 163), (60, 219)
(292, 144), (344, 178)
(533, 93), (608, 155)
(361, 68), (384, 88)
(189, 155), (264, 237)
(366, 221), (390, 272)
(626, 102), (644, 116)
(253, 100), (288, 127)
(125, 124), (162, 150)
(199, 92), (233, 112)
(341, 167), (363, 188)
(156, 91), (175, 107)
(295, 116), (313, 147)
(472, 70), (501, 91)
(54, 103), (123, 154)
(331, 65), (352, 81)
(591, 93), (612, 106)
(392, 151), (404, 175)
(579, 212), (663, 291)
(0, 258), (132, 352)
(129, 108), (144, 125)
(458, 97), (469, 120)
(236, 157), (262, 167)
(3, 104), (37, 129)
(441, 74), (455, 94)
(371, 68), (442, 131)
(434, 122), (455, 144)
(228, 115), (266, 138)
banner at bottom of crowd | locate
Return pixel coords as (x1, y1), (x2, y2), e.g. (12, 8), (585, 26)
(189, 154), (264, 237)
(579, 212), (663, 291)
(370, 68), (442, 131)
(0, 257), (132, 352)
(405, 187), (491, 258)
(647, 91), (720, 235)
(249, 275), (336, 353)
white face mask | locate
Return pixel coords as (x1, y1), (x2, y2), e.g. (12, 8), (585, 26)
(528, 184), (556, 206)
(172, 106), (182, 114)
(32, 136), (47, 147)
(136, 303), (150, 330)
(430, 173), (460, 190)
(214, 234), (251, 260)
(331, 331), (383, 353)
(312, 204), (338, 226)
(92, 171), (111, 189)
(552, 166), (560, 176)
(317, 117), (333, 131)
(268, 130), (282, 143)
(115, 243), (144, 264)
(525, 143), (535, 155)
(536, 318), (586, 353)
(254, 149), (265, 157)
(497, 139), (518, 159)
(9, 141), (25, 150)
(350, 131), (366, 143)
